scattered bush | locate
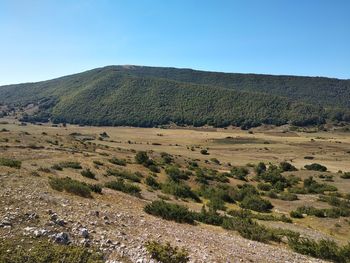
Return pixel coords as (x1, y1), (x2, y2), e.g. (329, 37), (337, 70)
(160, 152), (173, 164)
(200, 149), (209, 155)
(135, 151), (149, 164)
(51, 164), (63, 171)
(107, 169), (142, 183)
(230, 167), (249, 181)
(257, 183), (272, 191)
(105, 179), (141, 196)
(145, 176), (160, 189)
(89, 184), (102, 194)
(49, 177), (92, 198)
(240, 195), (273, 212)
(144, 200), (194, 224)
(109, 157), (126, 166)
(303, 176), (337, 194)
(341, 172), (350, 179)
(290, 210), (304, 218)
(0, 239), (104, 263)
(81, 168), (96, 179)
(288, 237), (350, 262)
(0, 157), (21, 169)
(59, 161), (82, 169)
(145, 241), (189, 263)
(280, 161), (297, 172)
(304, 163), (327, 172)
(162, 181), (200, 202)
(165, 166), (190, 182)
(93, 160), (103, 166)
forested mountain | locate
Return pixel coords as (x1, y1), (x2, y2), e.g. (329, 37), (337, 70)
(0, 65), (349, 128)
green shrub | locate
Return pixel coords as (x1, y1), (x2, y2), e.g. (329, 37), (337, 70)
(240, 195), (273, 212)
(145, 176), (160, 189)
(165, 166), (190, 182)
(105, 179), (141, 196)
(89, 184), (102, 194)
(145, 241), (189, 263)
(109, 157), (126, 166)
(288, 237), (350, 262)
(341, 172), (350, 179)
(279, 192), (298, 201)
(230, 167), (249, 181)
(200, 149), (209, 155)
(59, 161), (82, 169)
(0, 239), (104, 263)
(51, 164), (63, 171)
(135, 151), (149, 164)
(49, 177), (92, 198)
(148, 164), (160, 173)
(222, 217), (280, 243)
(255, 162), (266, 176)
(162, 181), (200, 202)
(161, 152), (173, 164)
(107, 168), (142, 183)
(0, 157), (21, 169)
(303, 176), (337, 193)
(279, 161), (297, 171)
(257, 183), (272, 191)
(81, 168), (96, 179)
(144, 200), (194, 224)
(290, 210), (304, 218)
(304, 163), (327, 172)
(93, 160), (103, 166)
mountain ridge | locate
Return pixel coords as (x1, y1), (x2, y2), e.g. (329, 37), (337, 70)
(0, 65), (349, 128)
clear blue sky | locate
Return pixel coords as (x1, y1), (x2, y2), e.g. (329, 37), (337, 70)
(0, 0), (349, 85)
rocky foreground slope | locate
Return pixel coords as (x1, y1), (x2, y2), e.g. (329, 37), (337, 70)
(0, 170), (325, 262)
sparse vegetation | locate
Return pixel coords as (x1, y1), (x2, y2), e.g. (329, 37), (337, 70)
(0, 157), (21, 169)
(145, 241), (189, 263)
(49, 177), (92, 198)
(105, 179), (141, 196)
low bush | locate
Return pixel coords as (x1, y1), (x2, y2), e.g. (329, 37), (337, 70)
(105, 179), (141, 196)
(0, 157), (21, 169)
(340, 172), (350, 179)
(145, 241), (189, 263)
(304, 163), (327, 172)
(257, 183), (272, 191)
(288, 237), (350, 262)
(0, 239), (104, 263)
(89, 184), (102, 194)
(109, 157), (126, 166)
(81, 168), (96, 179)
(144, 200), (194, 224)
(145, 176), (160, 189)
(51, 164), (63, 171)
(279, 161), (298, 172)
(49, 177), (92, 198)
(290, 210), (304, 218)
(303, 176), (337, 194)
(240, 195), (273, 212)
(200, 149), (209, 155)
(107, 169), (142, 183)
(165, 166), (190, 182)
(93, 160), (103, 166)
(135, 151), (149, 164)
(279, 192), (298, 201)
(59, 161), (82, 169)
(162, 181), (200, 202)
(230, 167), (249, 181)
(160, 152), (173, 164)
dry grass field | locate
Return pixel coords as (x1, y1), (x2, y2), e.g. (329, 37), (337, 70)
(1, 117), (350, 262)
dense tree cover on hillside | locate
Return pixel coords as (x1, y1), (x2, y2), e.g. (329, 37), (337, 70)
(0, 65), (348, 128)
